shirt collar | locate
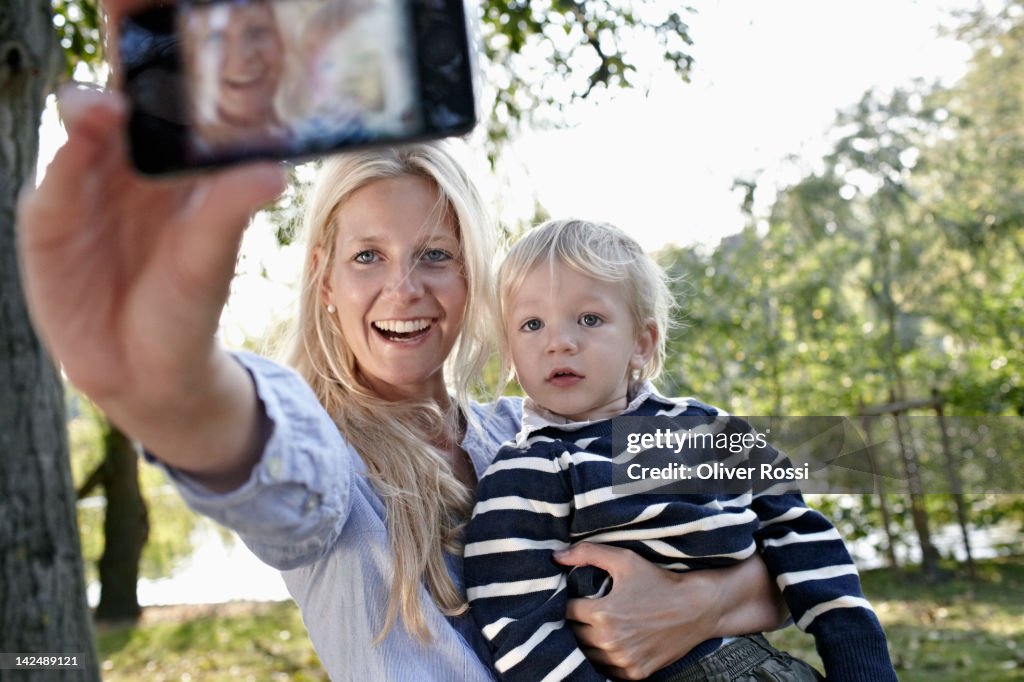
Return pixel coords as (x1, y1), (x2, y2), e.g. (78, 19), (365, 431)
(514, 381), (675, 447)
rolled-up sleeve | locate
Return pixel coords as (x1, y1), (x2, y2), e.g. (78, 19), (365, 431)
(151, 352), (355, 570)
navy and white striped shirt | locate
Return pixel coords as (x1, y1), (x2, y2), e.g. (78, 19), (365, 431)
(464, 385), (896, 682)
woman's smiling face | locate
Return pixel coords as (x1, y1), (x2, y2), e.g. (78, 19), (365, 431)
(321, 175), (467, 403)
(207, 3), (284, 126)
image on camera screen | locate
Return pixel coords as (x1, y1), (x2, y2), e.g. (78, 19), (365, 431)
(180, 0), (420, 161)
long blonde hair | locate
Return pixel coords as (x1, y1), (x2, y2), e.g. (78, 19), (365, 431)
(284, 142), (498, 641)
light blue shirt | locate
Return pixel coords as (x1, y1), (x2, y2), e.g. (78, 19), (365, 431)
(155, 352), (522, 681)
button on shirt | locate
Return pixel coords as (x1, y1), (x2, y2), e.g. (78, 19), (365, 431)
(152, 352), (523, 681)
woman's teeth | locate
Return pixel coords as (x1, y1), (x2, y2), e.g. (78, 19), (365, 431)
(373, 319), (432, 334)
(373, 319), (432, 339)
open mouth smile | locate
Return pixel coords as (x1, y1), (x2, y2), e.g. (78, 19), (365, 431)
(372, 318), (434, 342)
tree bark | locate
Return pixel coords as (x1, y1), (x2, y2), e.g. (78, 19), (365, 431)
(95, 423), (149, 622)
(0, 1), (100, 678)
(890, 400), (942, 581)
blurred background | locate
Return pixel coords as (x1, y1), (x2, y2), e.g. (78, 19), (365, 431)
(4, 0), (1022, 679)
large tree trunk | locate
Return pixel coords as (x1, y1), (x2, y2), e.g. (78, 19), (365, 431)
(0, 1), (100, 678)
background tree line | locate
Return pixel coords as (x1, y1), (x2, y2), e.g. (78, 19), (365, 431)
(655, 1), (1022, 582)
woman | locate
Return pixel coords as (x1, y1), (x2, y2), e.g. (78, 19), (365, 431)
(17, 5), (785, 678)
(185, 0), (291, 154)
(184, 0), (372, 159)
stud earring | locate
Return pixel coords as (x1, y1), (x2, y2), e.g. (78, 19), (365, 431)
(326, 304), (337, 314)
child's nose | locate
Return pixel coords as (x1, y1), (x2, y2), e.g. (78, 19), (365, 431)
(545, 325), (578, 354)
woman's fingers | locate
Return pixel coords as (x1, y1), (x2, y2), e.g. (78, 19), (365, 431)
(553, 542), (634, 579)
(169, 162), (286, 306)
(19, 85), (125, 248)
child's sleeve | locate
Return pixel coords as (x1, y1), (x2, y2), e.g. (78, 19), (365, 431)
(748, 442), (898, 682)
(464, 440), (611, 682)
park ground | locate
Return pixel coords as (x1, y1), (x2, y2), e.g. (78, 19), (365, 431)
(96, 556), (1024, 681)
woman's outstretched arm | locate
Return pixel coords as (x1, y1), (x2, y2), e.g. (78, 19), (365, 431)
(17, 76), (285, 491)
(556, 543), (786, 680)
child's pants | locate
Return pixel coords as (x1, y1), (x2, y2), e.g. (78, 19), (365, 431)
(662, 634), (823, 682)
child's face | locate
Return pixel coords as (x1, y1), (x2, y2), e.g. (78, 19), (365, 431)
(504, 260), (654, 422)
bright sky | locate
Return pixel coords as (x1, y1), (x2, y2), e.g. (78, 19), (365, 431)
(498, 0), (973, 252)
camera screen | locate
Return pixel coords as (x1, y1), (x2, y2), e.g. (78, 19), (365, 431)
(121, 0), (474, 174)
(179, 0), (421, 162)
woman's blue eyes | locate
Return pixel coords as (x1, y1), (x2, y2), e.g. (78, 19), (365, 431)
(351, 249), (453, 265)
(422, 248), (452, 263)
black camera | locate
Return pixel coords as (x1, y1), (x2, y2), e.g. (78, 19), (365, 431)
(120, 0), (477, 175)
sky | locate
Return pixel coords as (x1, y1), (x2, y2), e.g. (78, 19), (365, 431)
(498, 0), (974, 252)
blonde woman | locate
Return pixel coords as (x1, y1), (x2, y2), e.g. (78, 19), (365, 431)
(18, 5), (786, 679)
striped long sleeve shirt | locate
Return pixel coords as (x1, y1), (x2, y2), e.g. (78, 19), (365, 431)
(464, 387), (896, 682)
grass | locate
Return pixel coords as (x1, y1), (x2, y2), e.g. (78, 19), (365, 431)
(96, 602), (326, 681)
(764, 556), (1024, 681)
(97, 557), (1024, 680)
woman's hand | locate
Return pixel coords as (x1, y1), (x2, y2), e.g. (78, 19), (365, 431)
(555, 543), (787, 680)
(17, 80), (284, 487)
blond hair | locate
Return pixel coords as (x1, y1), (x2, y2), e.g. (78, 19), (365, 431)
(283, 142), (497, 642)
(498, 218), (672, 387)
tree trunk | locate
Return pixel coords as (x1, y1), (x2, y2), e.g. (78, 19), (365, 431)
(890, 401), (942, 581)
(0, 1), (100, 678)
(95, 423), (149, 622)
(860, 415), (899, 569)
(934, 392), (975, 582)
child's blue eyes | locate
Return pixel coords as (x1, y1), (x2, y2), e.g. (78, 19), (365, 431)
(518, 315), (604, 332)
(353, 250), (378, 264)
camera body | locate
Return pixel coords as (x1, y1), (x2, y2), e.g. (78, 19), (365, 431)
(120, 0), (477, 175)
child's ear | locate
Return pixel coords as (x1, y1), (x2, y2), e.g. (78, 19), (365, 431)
(630, 320), (658, 374)
(313, 246), (333, 306)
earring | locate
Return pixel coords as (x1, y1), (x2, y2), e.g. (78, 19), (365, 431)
(326, 304), (337, 314)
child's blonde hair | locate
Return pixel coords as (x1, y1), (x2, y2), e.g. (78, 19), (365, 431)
(498, 218), (673, 387)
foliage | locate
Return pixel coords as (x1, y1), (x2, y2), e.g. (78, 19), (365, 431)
(70, 396), (200, 586)
(477, 0), (693, 162)
(52, 0), (104, 78)
(652, 0), (1023, 569)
